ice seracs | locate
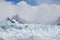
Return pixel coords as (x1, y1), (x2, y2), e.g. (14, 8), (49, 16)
(0, 23), (60, 40)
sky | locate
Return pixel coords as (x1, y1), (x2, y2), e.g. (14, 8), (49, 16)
(6, 0), (39, 6)
(6, 0), (60, 6)
(0, 0), (60, 24)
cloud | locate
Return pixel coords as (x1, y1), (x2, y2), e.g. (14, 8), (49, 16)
(0, 0), (16, 21)
(17, 1), (60, 24)
(0, 1), (60, 24)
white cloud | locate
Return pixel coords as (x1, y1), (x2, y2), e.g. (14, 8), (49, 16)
(0, 0), (16, 21)
(17, 1), (60, 24)
(0, 1), (60, 24)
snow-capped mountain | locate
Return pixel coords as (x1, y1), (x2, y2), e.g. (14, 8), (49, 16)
(6, 14), (29, 24)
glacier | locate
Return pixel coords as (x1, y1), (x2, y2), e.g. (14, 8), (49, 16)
(0, 21), (60, 40)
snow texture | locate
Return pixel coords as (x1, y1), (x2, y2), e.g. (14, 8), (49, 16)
(0, 21), (60, 40)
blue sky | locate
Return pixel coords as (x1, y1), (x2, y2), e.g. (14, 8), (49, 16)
(6, 0), (38, 6)
(5, 0), (60, 6)
(53, 0), (60, 4)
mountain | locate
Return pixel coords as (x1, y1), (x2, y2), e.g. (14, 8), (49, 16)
(54, 17), (60, 25)
(6, 14), (29, 24)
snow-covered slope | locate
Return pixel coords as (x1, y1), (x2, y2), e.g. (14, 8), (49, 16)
(0, 21), (60, 40)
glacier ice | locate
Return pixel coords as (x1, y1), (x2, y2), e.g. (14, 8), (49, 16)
(0, 21), (60, 40)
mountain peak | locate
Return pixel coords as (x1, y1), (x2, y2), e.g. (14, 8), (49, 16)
(6, 14), (29, 24)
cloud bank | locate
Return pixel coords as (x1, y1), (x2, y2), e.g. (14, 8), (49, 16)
(0, 0), (16, 21)
(0, 0), (60, 24)
(17, 1), (60, 24)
